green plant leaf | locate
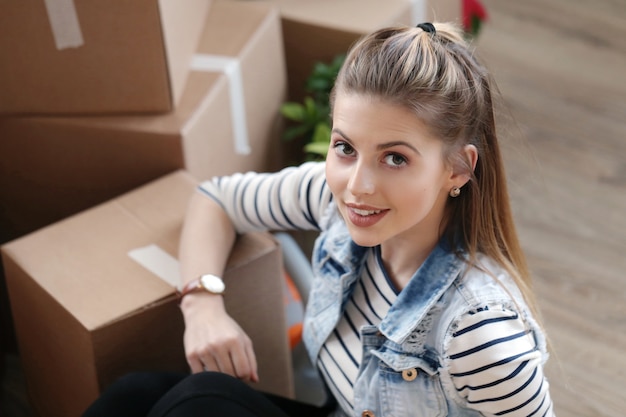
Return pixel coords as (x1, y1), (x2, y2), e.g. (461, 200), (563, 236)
(312, 122), (331, 143)
(280, 102), (306, 121)
(303, 96), (317, 117)
(282, 124), (314, 141)
(307, 78), (331, 93)
(280, 53), (345, 162)
(304, 141), (330, 158)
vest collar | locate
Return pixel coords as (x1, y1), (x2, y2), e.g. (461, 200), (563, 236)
(378, 240), (465, 345)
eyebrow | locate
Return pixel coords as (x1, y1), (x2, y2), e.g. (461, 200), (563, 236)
(332, 128), (420, 154)
(376, 141), (420, 154)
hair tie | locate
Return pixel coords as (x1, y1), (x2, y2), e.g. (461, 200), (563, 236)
(417, 22), (436, 35)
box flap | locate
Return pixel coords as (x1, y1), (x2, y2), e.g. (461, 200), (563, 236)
(197, 1), (278, 56)
(158, 0), (213, 104)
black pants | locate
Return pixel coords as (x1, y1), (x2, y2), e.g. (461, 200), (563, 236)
(82, 371), (334, 417)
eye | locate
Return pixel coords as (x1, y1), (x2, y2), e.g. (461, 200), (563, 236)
(384, 153), (407, 167)
(333, 141), (356, 156)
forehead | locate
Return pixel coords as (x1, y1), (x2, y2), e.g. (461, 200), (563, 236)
(332, 92), (437, 143)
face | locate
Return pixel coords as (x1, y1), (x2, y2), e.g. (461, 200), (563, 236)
(325, 92), (456, 249)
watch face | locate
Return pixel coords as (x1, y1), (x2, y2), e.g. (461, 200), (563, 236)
(200, 274), (225, 294)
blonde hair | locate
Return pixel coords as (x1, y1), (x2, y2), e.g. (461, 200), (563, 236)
(331, 23), (541, 321)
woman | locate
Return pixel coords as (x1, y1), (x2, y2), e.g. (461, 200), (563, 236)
(84, 22), (555, 417)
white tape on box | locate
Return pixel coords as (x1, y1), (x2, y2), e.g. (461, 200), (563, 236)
(410, 0), (427, 25)
(191, 54), (251, 155)
(43, 0), (84, 49)
(128, 244), (181, 290)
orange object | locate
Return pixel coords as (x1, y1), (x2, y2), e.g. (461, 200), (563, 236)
(283, 271), (304, 349)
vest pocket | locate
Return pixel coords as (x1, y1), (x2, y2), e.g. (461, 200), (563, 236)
(354, 351), (448, 417)
(377, 362), (449, 417)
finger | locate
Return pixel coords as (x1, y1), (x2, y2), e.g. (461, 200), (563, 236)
(199, 353), (220, 374)
(187, 354), (205, 374)
(212, 347), (237, 377)
(244, 339), (259, 383)
(229, 344), (254, 382)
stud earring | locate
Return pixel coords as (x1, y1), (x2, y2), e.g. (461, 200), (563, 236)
(449, 186), (461, 198)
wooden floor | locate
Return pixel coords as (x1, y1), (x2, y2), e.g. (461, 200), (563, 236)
(476, 1), (626, 416)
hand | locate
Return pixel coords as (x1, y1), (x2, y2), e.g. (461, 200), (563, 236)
(180, 293), (259, 383)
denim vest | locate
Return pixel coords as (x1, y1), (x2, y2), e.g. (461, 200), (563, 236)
(302, 203), (548, 417)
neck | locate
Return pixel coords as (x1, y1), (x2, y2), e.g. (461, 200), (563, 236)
(379, 234), (440, 290)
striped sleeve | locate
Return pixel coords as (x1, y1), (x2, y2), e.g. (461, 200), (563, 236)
(446, 306), (555, 417)
(198, 161), (331, 234)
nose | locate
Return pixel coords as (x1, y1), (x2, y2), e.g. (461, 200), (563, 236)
(347, 161), (375, 196)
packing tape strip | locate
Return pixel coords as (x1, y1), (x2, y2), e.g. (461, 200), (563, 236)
(191, 54), (251, 155)
(410, 0), (427, 25)
(128, 244), (181, 290)
(43, 0), (84, 49)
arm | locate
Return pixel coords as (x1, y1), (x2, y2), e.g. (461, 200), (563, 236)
(445, 305), (554, 416)
(199, 161), (330, 234)
(178, 162), (330, 382)
(178, 192), (258, 382)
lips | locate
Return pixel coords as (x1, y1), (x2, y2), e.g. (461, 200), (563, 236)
(345, 204), (388, 227)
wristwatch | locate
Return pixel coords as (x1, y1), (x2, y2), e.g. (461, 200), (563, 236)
(178, 274), (226, 300)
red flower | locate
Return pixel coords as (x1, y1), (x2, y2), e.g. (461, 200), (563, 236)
(462, 0), (488, 36)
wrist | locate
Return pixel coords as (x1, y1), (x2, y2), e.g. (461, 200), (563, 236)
(178, 274), (225, 300)
(179, 289), (225, 316)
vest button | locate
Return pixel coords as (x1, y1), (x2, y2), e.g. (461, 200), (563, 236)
(362, 410), (375, 417)
(402, 368), (418, 381)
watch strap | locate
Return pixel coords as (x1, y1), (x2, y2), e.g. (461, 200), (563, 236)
(178, 274), (225, 301)
(178, 278), (203, 299)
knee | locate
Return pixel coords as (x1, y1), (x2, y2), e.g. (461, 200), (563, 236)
(83, 372), (185, 417)
(174, 371), (244, 393)
(147, 372), (259, 417)
(108, 371), (186, 395)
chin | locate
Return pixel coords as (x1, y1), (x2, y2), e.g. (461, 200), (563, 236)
(346, 229), (383, 248)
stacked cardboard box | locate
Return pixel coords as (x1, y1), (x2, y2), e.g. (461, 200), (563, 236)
(0, 1), (290, 415)
(0, 1), (287, 239)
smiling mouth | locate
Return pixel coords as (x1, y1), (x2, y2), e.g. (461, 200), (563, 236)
(345, 205), (388, 227)
(352, 208), (384, 216)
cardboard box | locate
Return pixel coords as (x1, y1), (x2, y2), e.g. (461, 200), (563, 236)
(0, 0), (212, 115)
(0, 1), (287, 240)
(0, 171), (294, 417)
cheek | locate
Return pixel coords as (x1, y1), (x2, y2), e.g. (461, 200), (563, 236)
(394, 187), (427, 212)
(412, 164), (451, 196)
(390, 178), (444, 212)
(325, 158), (346, 194)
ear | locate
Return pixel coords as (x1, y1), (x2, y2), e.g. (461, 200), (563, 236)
(449, 144), (478, 187)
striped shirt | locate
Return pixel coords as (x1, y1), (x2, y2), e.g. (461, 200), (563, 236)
(318, 246), (398, 412)
(447, 307), (554, 416)
(199, 162), (554, 417)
